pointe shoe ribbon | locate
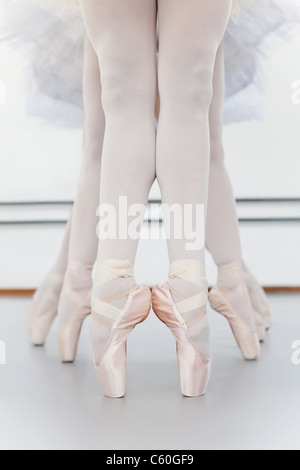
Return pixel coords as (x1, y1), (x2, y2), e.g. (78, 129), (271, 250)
(168, 261), (208, 324)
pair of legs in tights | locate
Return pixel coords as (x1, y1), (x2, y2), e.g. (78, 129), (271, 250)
(29, 0), (270, 395)
(29, 36), (104, 348)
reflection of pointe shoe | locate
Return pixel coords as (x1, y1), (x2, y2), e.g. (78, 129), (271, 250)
(91, 260), (151, 399)
(58, 261), (93, 363)
(30, 273), (64, 345)
(209, 286), (260, 361)
(28, 304), (38, 332)
(152, 260), (211, 398)
(263, 304), (272, 331)
(253, 308), (266, 343)
(246, 270), (271, 331)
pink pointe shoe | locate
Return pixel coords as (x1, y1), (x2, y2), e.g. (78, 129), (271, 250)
(58, 261), (93, 363)
(152, 260), (211, 398)
(90, 260), (151, 398)
(209, 263), (260, 361)
(30, 273), (64, 346)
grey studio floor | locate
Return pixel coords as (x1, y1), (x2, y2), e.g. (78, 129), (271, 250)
(0, 293), (299, 451)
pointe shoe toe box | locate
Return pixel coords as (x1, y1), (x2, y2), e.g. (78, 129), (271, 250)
(91, 282), (151, 399)
(152, 281), (211, 398)
(209, 287), (260, 361)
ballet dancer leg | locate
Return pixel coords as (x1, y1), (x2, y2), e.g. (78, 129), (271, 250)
(28, 215), (72, 333)
(152, 0), (233, 397)
(31, 36), (105, 350)
(56, 35), (106, 361)
(80, 0), (156, 397)
(206, 43), (261, 355)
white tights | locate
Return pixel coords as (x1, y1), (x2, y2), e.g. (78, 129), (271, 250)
(56, 37), (105, 329)
(207, 43), (242, 266)
(34, 3), (259, 343)
(52, 38), (245, 278)
(157, 0), (232, 263)
(68, 36), (105, 265)
(206, 42), (254, 328)
(78, 0), (232, 315)
(80, 0), (157, 265)
(80, 0), (158, 307)
(56, 0), (234, 286)
(53, 36), (104, 273)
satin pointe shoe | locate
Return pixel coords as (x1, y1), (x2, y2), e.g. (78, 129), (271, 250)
(244, 270), (267, 341)
(30, 273), (64, 346)
(253, 308), (267, 343)
(152, 260), (211, 398)
(245, 270), (271, 331)
(209, 262), (260, 361)
(28, 272), (64, 331)
(90, 260), (151, 398)
(58, 261), (93, 363)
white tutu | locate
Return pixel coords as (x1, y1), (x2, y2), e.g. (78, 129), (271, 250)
(1, 0), (85, 125)
(225, 0), (300, 122)
(29, 0), (254, 15)
(32, 0), (80, 15)
(2, 0), (300, 125)
(30, 0), (256, 16)
(232, 0), (258, 15)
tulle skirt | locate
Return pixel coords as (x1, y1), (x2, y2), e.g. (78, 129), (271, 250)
(32, 0), (80, 15)
(32, 0), (253, 15)
(2, 0), (300, 125)
(225, 0), (300, 122)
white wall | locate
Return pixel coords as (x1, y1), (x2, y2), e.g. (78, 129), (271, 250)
(0, 217), (299, 289)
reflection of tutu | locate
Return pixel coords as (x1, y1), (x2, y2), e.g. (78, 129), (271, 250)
(225, 0), (300, 122)
(232, 0), (257, 15)
(32, 0), (253, 15)
(2, 0), (300, 125)
(1, 0), (85, 125)
(32, 0), (80, 14)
